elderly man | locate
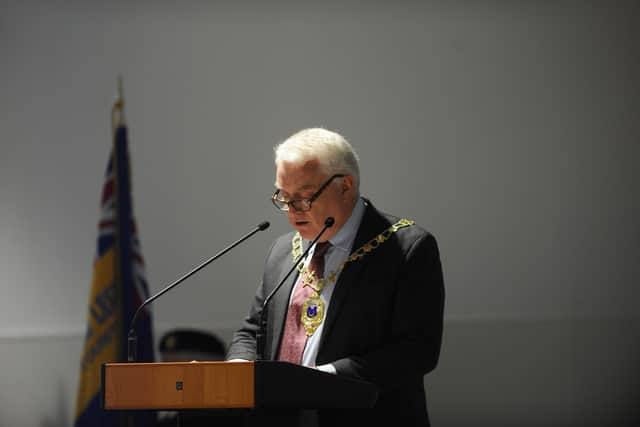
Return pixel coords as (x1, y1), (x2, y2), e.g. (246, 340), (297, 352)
(227, 128), (444, 426)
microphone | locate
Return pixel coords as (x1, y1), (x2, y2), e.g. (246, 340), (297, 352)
(256, 217), (335, 361)
(127, 220), (270, 362)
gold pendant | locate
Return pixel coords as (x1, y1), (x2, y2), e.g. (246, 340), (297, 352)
(301, 292), (325, 337)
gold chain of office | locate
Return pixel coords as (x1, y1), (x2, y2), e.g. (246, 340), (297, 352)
(291, 218), (415, 290)
(291, 218), (414, 336)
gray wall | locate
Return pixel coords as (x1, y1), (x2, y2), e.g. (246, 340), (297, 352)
(1, 0), (638, 426)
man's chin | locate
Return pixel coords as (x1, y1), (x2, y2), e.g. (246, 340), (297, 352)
(297, 230), (317, 241)
(294, 223), (318, 240)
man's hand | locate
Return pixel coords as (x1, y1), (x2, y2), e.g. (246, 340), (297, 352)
(314, 363), (336, 374)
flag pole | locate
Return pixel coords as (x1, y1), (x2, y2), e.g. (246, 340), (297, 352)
(112, 74), (126, 132)
(112, 75), (125, 362)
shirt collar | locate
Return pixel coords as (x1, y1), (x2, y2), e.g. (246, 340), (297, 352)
(326, 197), (367, 253)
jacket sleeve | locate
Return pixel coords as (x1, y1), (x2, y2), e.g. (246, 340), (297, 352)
(331, 231), (445, 390)
(225, 281), (265, 361)
(225, 238), (282, 361)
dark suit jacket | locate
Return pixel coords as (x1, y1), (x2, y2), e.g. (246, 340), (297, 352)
(227, 200), (445, 426)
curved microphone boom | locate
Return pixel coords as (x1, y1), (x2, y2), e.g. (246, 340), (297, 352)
(256, 217), (334, 361)
(127, 220), (270, 362)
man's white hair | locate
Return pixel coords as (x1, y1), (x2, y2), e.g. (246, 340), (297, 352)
(274, 127), (360, 195)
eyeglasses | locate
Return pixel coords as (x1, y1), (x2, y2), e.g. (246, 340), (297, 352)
(272, 174), (345, 212)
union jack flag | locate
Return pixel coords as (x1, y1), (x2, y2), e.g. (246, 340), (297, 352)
(74, 117), (155, 427)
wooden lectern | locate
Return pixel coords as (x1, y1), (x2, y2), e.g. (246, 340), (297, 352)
(102, 360), (378, 425)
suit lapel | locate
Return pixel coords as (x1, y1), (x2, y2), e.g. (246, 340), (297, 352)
(267, 239), (307, 360)
(318, 203), (387, 351)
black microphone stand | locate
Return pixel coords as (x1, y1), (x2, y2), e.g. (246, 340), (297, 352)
(256, 217), (334, 361)
(127, 221), (270, 362)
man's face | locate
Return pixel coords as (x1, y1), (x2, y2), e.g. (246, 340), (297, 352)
(275, 159), (354, 241)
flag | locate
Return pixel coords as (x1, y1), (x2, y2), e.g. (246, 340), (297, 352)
(74, 100), (155, 427)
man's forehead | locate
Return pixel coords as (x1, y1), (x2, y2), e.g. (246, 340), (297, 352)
(274, 177), (318, 193)
(275, 160), (324, 191)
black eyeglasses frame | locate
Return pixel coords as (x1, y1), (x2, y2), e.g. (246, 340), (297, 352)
(271, 174), (346, 212)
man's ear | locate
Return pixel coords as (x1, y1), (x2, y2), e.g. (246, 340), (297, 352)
(341, 175), (355, 197)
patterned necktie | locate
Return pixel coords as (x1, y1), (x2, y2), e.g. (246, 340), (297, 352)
(277, 241), (332, 364)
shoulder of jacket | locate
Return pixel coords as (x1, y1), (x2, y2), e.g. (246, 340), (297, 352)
(267, 230), (297, 255)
